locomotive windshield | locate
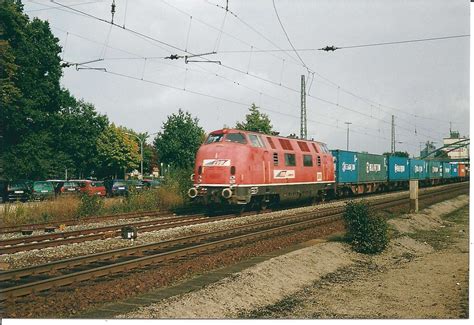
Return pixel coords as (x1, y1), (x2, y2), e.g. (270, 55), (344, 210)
(225, 132), (247, 144)
(205, 133), (224, 144)
(205, 132), (247, 144)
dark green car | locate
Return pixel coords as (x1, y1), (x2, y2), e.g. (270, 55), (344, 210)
(32, 181), (55, 200)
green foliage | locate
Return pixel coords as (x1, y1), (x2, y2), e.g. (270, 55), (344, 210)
(77, 194), (104, 218)
(96, 124), (140, 178)
(235, 103), (273, 135)
(0, 2), (109, 180)
(343, 201), (389, 254)
(153, 109), (205, 169)
(162, 167), (194, 198)
(383, 151), (409, 158)
(54, 99), (109, 177)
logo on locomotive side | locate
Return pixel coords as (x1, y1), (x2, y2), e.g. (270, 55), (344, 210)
(366, 162), (381, 173)
(394, 164), (405, 173)
(341, 162), (356, 172)
(203, 159), (231, 166)
(273, 170), (296, 179)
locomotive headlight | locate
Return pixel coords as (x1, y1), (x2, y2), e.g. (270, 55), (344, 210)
(230, 175), (236, 184)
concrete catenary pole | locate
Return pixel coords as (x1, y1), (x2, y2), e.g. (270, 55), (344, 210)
(345, 122), (352, 151)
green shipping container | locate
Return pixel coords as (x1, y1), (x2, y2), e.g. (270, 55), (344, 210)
(427, 160), (443, 179)
(356, 152), (388, 182)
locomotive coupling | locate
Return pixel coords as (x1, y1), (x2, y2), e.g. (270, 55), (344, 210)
(222, 188), (233, 199)
(187, 187), (198, 199)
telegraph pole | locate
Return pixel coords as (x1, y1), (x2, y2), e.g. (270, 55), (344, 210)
(345, 122), (352, 150)
(300, 75), (307, 139)
(391, 115), (395, 153)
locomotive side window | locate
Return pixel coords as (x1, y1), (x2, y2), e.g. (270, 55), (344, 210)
(297, 141), (310, 152)
(303, 155), (313, 167)
(248, 134), (265, 147)
(311, 143), (319, 153)
(317, 155), (321, 166)
(273, 153), (279, 166)
(267, 137), (277, 149)
(285, 153), (296, 166)
(205, 133), (224, 144)
(225, 132), (247, 144)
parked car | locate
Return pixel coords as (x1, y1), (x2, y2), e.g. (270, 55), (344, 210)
(32, 181), (55, 200)
(59, 181), (81, 195)
(127, 179), (145, 193)
(46, 179), (65, 196)
(7, 180), (33, 202)
(142, 178), (161, 189)
(75, 180), (106, 197)
(104, 179), (128, 197)
(0, 180), (8, 203)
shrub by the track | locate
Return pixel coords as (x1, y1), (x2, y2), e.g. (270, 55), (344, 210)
(343, 201), (388, 254)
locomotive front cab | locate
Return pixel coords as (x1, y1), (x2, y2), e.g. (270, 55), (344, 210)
(189, 129), (256, 205)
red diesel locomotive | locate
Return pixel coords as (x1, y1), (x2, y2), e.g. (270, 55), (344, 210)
(188, 128), (335, 208)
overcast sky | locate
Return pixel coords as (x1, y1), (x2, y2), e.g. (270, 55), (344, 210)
(23, 0), (469, 156)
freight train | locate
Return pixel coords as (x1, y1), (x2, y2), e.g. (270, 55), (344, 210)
(187, 128), (468, 209)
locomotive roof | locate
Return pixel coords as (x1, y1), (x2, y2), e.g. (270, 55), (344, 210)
(210, 128), (328, 146)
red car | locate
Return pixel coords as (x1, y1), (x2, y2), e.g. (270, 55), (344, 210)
(74, 180), (106, 197)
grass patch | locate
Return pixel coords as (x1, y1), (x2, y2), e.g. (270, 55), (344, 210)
(442, 205), (469, 224)
(0, 185), (185, 227)
(406, 205), (468, 251)
(238, 296), (303, 318)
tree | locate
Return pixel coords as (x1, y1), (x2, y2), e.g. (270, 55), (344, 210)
(96, 124), (140, 178)
(52, 98), (109, 178)
(1, 1), (66, 179)
(154, 109), (205, 169)
(235, 103), (273, 134)
(0, 2), (111, 180)
(383, 151), (409, 158)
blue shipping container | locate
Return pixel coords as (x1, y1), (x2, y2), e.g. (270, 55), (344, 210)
(410, 159), (427, 179)
(387, 156), (410, 181)
(450, 163), (459, 177)
(331, 150), (358, 183)
(442, 162), (452, 178)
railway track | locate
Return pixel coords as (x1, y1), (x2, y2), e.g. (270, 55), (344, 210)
(0, 213), (238, 255)
(0, 182), (467, 301)
(0, 204), (203, 234)
(0, 182), (468, 254)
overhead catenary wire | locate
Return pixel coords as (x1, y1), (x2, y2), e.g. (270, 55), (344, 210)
(45, 1), (449, 145)
(81, 66), (402, 145)
(51, 24), (392, 143)
(271, 0), (310, 71)
(212, 0), (460, 130)
(45, 0), (464, 131)
(52, 24), (439, 146)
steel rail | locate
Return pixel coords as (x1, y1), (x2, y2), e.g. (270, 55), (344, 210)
(0, 183), (467, 300)
(0, 182), (467, 254)
(0, 209), (169, 234)
(0, 215), (205, 248)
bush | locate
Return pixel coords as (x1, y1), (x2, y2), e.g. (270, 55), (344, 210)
(162, 168), (193, 199)
(77, 194), (104, 217)
(343, 201), (389, 254)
